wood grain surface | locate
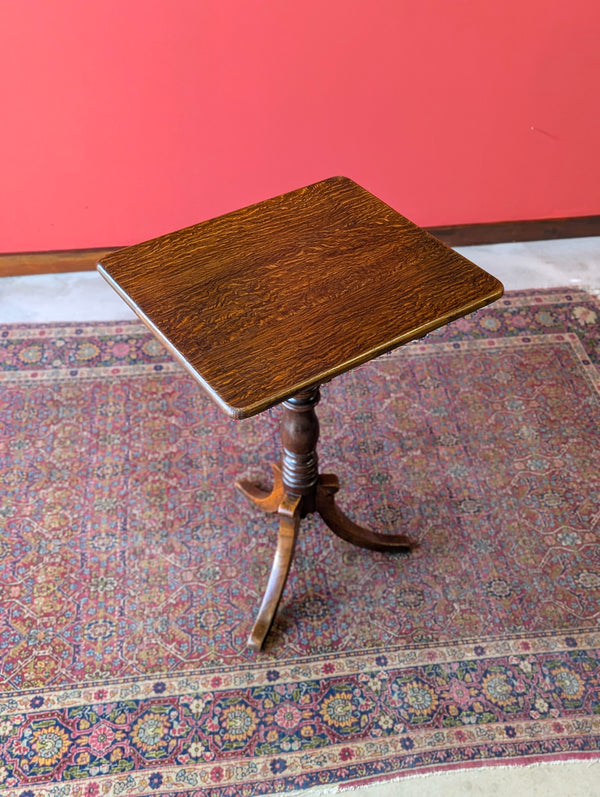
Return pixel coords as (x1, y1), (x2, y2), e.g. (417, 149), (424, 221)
(98, 177), (503, 418)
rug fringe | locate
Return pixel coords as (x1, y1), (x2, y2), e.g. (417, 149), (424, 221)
(581, 284), (600, 298)
(304, 756), (600, 795)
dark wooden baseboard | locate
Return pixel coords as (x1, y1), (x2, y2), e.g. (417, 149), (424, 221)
(1, 215), (599, 277)
(0, 248), (118, 278)
(427, 215), (600, 248)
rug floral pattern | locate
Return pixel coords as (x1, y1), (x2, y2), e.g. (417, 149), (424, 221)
(0, 288), (599, 795)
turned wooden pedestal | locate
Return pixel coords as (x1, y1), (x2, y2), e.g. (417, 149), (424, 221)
(98, 176), (503, 651)
(236, 386), (411, 650)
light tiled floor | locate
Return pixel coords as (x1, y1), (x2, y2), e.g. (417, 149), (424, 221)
(1, 238), (600, 795)
(455, 236), (600, 291)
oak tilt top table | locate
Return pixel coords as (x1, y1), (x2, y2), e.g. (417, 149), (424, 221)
(98, 176), (503, 651)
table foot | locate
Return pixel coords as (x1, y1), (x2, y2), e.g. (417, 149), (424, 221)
(235, 463), (284, 514)
(247, 493), (302, 651)
(317, 474), (412, 552)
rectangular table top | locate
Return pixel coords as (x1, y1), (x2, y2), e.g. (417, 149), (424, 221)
(98, 177), (503, 418)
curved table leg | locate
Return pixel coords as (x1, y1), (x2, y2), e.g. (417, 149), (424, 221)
(316, 474), (412, 553)
(248, 492), (302, 651)
(235, 463), (284, 514)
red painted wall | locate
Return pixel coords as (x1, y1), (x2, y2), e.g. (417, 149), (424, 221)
(1, 0), (599, 252)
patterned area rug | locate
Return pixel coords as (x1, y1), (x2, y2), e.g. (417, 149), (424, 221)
(1, 287), (599, 796)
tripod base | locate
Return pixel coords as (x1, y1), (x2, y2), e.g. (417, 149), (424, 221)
(237, 463), (412, 651)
